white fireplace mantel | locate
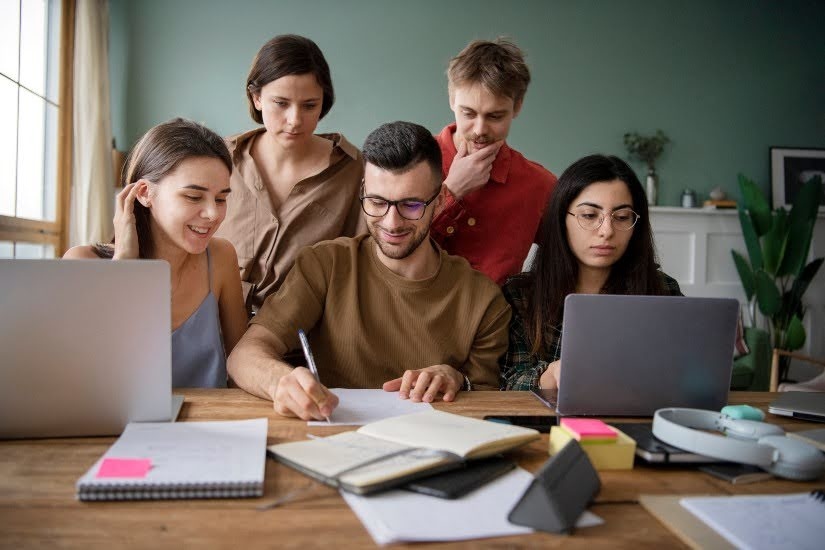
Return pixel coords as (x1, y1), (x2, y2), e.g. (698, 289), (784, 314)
(650, 206), (825, 360)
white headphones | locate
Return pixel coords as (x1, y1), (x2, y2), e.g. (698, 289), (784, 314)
(652, 408), (825, 481)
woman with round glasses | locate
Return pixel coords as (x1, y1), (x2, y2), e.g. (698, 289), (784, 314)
(499, 154), (682, 391)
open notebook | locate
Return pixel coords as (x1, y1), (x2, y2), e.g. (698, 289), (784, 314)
(76, 418), (268, 501)
(269, 410), (540, 494)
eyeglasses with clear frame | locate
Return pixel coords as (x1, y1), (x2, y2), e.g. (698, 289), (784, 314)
(359, 185), (442, 221)
(567, 207), (640, 231)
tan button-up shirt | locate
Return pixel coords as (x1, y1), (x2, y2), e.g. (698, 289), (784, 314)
(215, 128), (365, 314)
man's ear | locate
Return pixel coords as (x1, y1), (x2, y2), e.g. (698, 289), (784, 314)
(513, 98), (523, 118)
(135, 180), (152, 208)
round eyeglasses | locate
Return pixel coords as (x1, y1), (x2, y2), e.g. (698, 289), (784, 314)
(360, 186), (441, 221)
(567, 208), (640, 231)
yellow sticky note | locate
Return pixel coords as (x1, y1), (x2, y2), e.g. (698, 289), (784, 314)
(549, 426), (636, 470)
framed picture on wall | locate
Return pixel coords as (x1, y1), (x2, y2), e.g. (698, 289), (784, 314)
(770, 147), (825, 211)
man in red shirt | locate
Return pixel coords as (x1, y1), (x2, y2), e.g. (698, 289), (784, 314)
(432, 38), (557, 285)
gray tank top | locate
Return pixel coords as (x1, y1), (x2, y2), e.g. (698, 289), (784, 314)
(171, 248), (227, 388)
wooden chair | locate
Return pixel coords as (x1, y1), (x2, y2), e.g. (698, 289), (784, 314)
(769, 349), (825, 392)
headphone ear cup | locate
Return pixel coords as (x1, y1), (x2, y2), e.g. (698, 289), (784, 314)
(720, 418), (784, 440)
(757, 435), (825, 481)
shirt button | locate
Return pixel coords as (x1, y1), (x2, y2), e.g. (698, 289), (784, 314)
(446, 226), (455, 235)
(467, 217), (476, 226)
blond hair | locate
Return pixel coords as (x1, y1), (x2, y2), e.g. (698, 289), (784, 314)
(447, 38), (531, 106)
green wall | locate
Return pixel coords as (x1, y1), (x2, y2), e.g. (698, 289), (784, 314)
(109, 0), (825, 206)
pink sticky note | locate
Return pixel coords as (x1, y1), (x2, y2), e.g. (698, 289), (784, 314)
(96, 458), (153, 478)
(559, 418), (617, 439)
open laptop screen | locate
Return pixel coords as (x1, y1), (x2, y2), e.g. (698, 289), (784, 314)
(556, 294), (739, 416)
(0, 259), (173, 438)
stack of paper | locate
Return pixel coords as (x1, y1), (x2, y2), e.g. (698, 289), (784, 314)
(341, 467), (604, 545)
(549, 419), (635, 470)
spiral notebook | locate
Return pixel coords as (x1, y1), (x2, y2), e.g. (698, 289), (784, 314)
(679, 491), (825, 550)
(76, 418), (268, 501)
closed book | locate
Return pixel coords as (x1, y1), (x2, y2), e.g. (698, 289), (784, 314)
(268, 410), (539, 495)
(549, 426), (635, 470)
(76, 418), (268, 501)
(698, 463), (773, 484)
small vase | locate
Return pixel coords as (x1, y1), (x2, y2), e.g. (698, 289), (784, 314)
(645, 170), (658, 206)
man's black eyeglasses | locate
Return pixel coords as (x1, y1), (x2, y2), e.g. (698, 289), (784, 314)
(360, 185), (442, 221)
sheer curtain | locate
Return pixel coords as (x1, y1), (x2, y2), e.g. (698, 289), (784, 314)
(70, 0), (113, 247)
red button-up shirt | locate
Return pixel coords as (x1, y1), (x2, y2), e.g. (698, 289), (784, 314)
(431, 123), (557, 285)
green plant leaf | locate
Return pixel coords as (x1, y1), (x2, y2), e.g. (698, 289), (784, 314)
(761, 208), (787, 276)
(737, 206), (763, 270)
(784, 315), (806, 351)
(737, 174), (772, 236)
(787, 258), (824, 317)
(778, 176), (822, 276)
(754, 270), (781, 316)
(731, 250), (755, 302)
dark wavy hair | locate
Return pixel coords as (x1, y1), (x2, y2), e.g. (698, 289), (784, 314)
(246, 34), (334, 124)
(361, 121), (442, 191)
(93, 118), (231, 259)
(521, 154), (667, 353)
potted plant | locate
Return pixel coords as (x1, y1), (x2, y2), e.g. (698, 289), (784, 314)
(731, 174), (823, 384)
(623, 130), (670, 205)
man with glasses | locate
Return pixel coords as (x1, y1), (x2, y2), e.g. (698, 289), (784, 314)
(228, 121), (511, 420)
(431, 38), (557, 285)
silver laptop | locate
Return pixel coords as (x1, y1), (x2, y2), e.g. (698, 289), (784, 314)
(768, 392), (825, 423)
(0, 259), (180, 439)
(552, 294), (740, 416)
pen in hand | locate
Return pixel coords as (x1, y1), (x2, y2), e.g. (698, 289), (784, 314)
(298, 329), (331, 423)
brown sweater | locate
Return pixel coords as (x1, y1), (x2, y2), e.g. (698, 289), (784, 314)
(251, 235), (511, 390)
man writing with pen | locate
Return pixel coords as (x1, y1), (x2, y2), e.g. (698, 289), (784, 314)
(227, 121), (511, 420)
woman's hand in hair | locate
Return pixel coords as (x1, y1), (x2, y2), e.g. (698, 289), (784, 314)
(112, 182), (141, 259)
(539, 360), (561, 391)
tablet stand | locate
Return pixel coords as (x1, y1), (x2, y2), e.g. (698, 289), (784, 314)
(508, 440), (601, 534)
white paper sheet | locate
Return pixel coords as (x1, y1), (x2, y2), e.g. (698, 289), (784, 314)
(341, 467), (603, 545)
(680, 493), (825, 550)
(308, 388), (432, 426)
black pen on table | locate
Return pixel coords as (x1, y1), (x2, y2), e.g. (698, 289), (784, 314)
(298, 329), (331, 423)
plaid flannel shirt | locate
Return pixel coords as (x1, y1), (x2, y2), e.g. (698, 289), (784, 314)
(499, 272), (683, 391)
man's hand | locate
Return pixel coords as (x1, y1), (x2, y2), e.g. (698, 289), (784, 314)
(382, 364), (464, 403)
(538, 360), (561, 391)
(443, 140), (503, 200)
(271, 367), (339, 420)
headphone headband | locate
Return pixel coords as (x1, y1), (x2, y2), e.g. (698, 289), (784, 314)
(652, 407), (825, 481)
(653, 408), (777, 467)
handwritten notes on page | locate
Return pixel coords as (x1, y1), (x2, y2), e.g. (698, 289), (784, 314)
(308, 389), (432, 426)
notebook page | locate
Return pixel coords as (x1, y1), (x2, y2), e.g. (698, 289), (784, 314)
(357, 410), (540, 458)
(77, 418), (268, 487)
(680, 493), (825, 550)
(308, 389), (432, 426)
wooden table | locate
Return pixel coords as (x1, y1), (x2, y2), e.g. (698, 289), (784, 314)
(1, 390), (821, 548)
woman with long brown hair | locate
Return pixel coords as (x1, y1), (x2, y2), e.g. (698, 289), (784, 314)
(64, 118), (247, 388)
(500, 154), (681, 391)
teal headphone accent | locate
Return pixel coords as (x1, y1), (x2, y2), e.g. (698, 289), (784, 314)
(720, 404), (765, 421)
